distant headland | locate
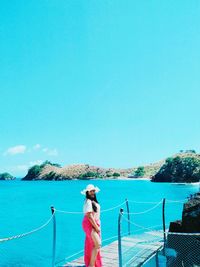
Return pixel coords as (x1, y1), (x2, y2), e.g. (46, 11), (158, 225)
(0, 172), (15, 180)
(1, 150), (200, 183)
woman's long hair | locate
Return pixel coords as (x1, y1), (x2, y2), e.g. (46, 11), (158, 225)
(86, 191), (99, 212)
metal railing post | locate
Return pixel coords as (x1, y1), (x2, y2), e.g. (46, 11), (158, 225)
(125, 198), (131, 235)
(162, 198), (166, 256)
(118, 208), (123, 267)
(155, 250), (159, 267)
(51, 206), (56, 267)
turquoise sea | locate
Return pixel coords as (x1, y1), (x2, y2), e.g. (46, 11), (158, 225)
(0, 179), (198, 267)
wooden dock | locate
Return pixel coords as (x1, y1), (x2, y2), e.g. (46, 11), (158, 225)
(59, 231), (164, 267)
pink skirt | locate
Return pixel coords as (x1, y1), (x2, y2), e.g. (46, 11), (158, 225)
(82, 215), (103, 267)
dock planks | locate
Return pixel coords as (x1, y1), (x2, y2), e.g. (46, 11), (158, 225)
(59, 231), (163, 267)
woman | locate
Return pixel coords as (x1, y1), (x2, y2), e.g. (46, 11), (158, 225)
(81, 184), (103, 267)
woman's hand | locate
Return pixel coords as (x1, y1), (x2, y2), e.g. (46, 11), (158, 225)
(94, 226), (100, 233)
(87, 212), (100, 233)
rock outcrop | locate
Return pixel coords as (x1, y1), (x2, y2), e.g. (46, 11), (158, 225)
(0, 172), (15, 180)
(21, 159), (162, 181)
(22, 162), (134, 180)
(151, 153), (200, 183)
(169, 192), (200, 233)
(21, 152), (200, 181)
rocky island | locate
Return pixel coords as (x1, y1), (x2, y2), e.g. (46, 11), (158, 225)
(21, 160), (161, 181)
(20, 151), (200, 182)
(151, 151), (200, 183)
(169, 192), (200, 233)
(0, 172), (15, 180)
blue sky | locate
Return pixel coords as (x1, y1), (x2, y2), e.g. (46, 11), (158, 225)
(1, 1), (200, 176)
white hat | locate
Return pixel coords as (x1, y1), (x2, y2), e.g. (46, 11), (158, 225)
(80, 184), (100, 195)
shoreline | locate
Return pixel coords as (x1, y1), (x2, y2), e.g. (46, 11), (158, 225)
(81, 176), (151, 181)
(170, 181), (200, 186)
(0, 177), (152, 181)
(1, 177), (199, 185)
(105, 177), (150, 181)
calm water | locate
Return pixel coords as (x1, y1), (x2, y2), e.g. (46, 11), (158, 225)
(0, 179), (198, 266)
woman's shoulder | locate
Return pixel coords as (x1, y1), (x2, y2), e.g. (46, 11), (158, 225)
(84, 199), (92, 206)
(84, 198), (92, 203)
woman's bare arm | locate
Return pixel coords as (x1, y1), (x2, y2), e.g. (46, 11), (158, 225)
(86, 212), (100, 232)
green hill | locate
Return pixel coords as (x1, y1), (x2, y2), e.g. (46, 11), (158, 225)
(0, 172), (15, 180)
(21, 159), (162, 181)
(151, 152), (200, 183)
(21, 152), (200, 182)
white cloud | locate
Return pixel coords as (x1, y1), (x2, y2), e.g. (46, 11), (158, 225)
(42, 147), (58, 156)
(2, 144), (58, 156)
(3, 145), (27, 156)
(33, 144), (41, 150)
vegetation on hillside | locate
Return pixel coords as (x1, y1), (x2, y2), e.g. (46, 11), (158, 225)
(179, 149), (196, 154)
(132, 166), (145, 177)
(22, 161), (61, 180)
(113, 172), (120, 177)
(20, 151), (200, 182)
(22, 161), (123, 180)
(151, 155), (200, 183)
(78, 171), (103, 179)
(0, 172), (15, 180)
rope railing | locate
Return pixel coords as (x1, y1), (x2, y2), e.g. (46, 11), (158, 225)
(54, 198), (185, 216)
(122, 214), (200, 237)
(0, 196), (191, 267)
(122, 200), (163, 215)
(54, 197), (188, 266)
(54, 209), (83, 214)
(128, 200), (162, 204)
(121, 215), (163, 235)
(0, 211), (55, 243)
(128, 198), (187, 204)
(55, 200), (127, 214)
(0, 199), (162, 256)
(56, 248), (84, 263)
(166, 198), (187, 203)
(101, 201), (127, 212)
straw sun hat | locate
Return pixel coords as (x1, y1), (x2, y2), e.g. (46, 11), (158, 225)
(80, 184), (100, 195)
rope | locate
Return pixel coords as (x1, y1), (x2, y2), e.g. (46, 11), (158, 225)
(122, 215), (200, 237)
(102, 234), (118, 243)
(123, 200), (162, 215)
(101, 201), (126, 213)
(122, 215), (163, 235)
(126, 224), (163, 235)
(58, 248), (84, 262)
(128, 198), (187, 204)
(55, 201), (126, 215)
(128, 200), (161, 204)
(54, 209), (83, 214)
(42, 198), (187, 216)
(166, 199), (187, 203)
(0, 212), (55, 243)
(102, 231), (129, 243)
